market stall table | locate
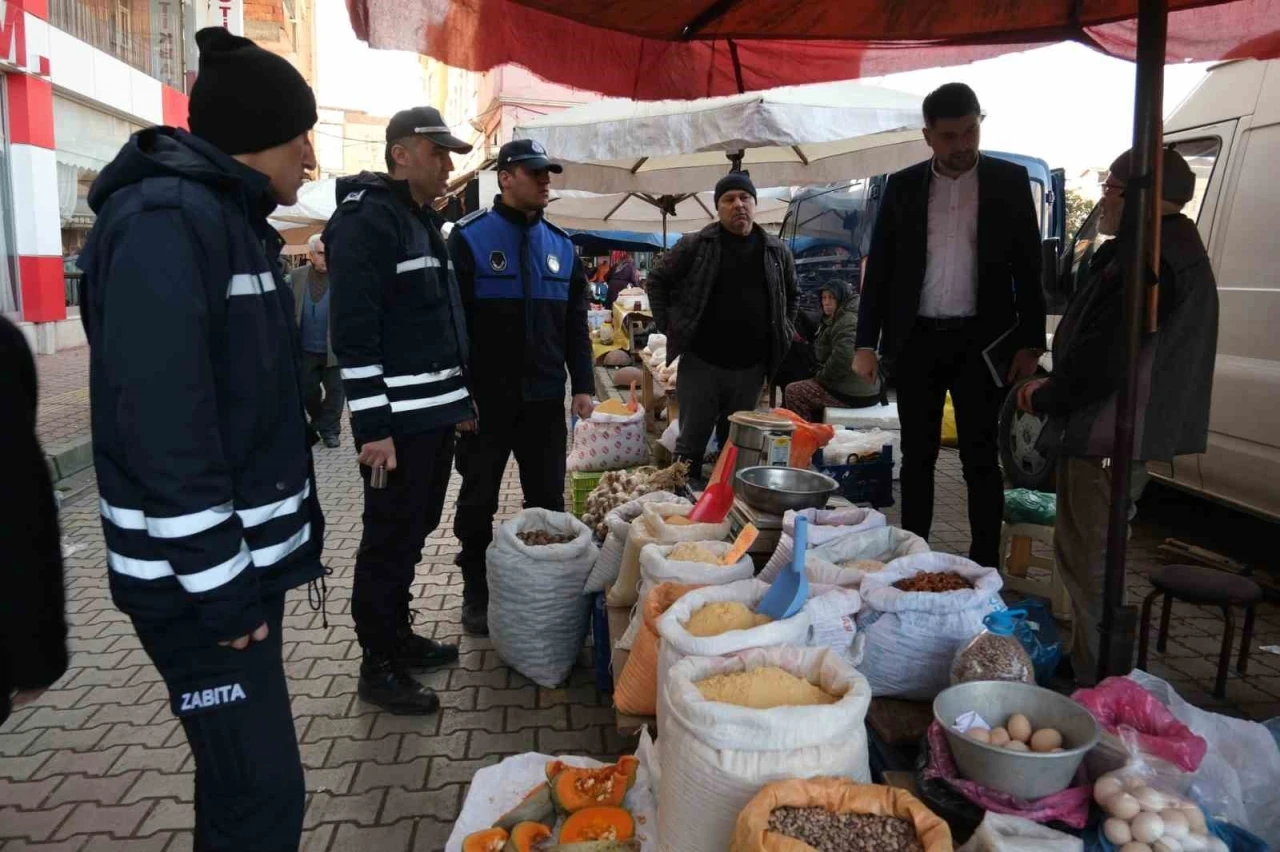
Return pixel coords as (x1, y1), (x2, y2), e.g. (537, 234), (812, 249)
(612, 302), (652, 351)
(640, 359), (677, 434)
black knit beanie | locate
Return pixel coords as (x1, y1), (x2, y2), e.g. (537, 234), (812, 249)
(188, 27), (317, 155)
(714, 170), (758, 205)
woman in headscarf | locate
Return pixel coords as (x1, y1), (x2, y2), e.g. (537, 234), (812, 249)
(783, 279), (883, 423)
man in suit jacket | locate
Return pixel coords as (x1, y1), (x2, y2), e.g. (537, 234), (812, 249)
(854, 83), (1045, 567)
(290, 234), (344, 447)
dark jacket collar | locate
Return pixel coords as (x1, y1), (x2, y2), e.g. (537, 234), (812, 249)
(694, 221), (782, 249)
(490, 195), (545, 228)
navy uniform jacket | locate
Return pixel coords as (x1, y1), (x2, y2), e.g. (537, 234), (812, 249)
(79, 128), (324, 642)
(448, 200), (593, 406)
(324, 172), (473, 444)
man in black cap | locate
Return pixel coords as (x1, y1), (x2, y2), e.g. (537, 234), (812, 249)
(1017, 147), (1219, 683)
(76, 27), (323, 850)
(448, 139), (594, 636)
(325, 107), (476, 712)
(647, 170), (798, 474)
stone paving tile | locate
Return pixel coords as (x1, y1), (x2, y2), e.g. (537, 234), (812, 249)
(7, 395), (1278, 851)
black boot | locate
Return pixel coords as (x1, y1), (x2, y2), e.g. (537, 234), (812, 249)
(461, 601), (489, 636)
(394, 626), (458, 672)
(358, 653), (440, 715)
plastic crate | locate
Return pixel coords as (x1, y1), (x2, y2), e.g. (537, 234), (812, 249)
(590, 592), (614, 694)
(571, 471), (605, 518)
(814, 444), (895, 508)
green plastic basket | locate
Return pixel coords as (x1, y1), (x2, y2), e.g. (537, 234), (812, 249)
(571, 471), (606, 518)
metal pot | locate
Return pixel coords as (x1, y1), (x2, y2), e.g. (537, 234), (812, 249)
(734, 466), (839, 515)
(727, 411), (795, 478)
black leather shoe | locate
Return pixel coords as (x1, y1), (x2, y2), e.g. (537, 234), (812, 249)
(322, 434), (340, 448)
(395, 630), (458, 671)
(461, 602), (489, 636)
(358, 654), (440, 715)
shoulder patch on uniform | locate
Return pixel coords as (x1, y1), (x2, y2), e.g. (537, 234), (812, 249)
(340, 190), (367, 206)
(489, 250), (508, 273)
(456, 209), (487, 228)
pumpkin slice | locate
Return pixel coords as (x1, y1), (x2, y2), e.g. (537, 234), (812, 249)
(462, 827), (509, 852)
(504, 821), (553, 852)
(494, 784), (555, 831)
(548, 757), (639, 813)
(559, 806), (636, 844)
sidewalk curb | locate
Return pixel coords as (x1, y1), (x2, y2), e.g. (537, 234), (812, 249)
(45, 436), (93, 485)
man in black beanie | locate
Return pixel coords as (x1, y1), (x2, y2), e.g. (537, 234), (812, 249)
(77, 27), (322, 851)
(647, 170), (798, 475)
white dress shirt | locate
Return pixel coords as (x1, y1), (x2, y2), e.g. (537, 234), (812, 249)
(918, 158), (979, 318)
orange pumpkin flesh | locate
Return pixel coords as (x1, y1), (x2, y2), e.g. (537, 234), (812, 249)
(559, 806), (635, 843)
(549, 757), (639, 813)
(462, 827), (508, 852)
(504, 821), (552, 852)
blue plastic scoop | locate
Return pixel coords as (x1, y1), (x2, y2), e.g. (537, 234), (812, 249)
(757, 514), (810, 620)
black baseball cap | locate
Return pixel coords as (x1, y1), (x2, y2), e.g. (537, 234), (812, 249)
(497, 139), (563, 174)
(385, 106), (473, 153)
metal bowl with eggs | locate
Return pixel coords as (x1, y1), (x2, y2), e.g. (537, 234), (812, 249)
(934, 681), (1101, 799)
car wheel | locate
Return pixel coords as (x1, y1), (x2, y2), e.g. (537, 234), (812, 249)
(1000, 375), (1057, 492)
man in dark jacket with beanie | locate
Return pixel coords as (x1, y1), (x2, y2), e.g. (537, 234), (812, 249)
(647, 170), (798, 473)
(326, 106), (475, 713)
(1017, 147), (1218, 683)
(78, 28), (322, 850)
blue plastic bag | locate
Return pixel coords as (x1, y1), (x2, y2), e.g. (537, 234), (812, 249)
(1007, 597), (1064, 685)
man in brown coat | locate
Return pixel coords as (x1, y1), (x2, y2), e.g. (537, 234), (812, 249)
(290, 234), (344, 447)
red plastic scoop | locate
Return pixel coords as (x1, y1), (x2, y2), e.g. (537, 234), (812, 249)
(687, 444), (737, 523)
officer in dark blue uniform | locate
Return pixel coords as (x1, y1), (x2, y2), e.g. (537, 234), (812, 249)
(448, 140), (595, 635)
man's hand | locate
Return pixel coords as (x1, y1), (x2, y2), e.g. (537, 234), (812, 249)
(1007, 348), (1043, 384)
(572, 394), (594, 420)
(1016, 377), (1049, 414)
(455, 419), (477, 433)
(852, 349), (879, 385)
(357, 436), (396, 470)
(219, 622), (268, 651)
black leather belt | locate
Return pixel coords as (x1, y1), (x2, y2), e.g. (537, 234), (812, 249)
(916, 315), (977, 331)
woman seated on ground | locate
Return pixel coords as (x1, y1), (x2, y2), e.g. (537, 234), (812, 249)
(783, 280), (882, 423)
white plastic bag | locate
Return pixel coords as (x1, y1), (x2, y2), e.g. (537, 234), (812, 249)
(488, 509), (598, 688)
(857, 552), (1005, 699)
(807, 525), (931, 582)
(824, 428), (902, 480)
(655, 580), (813, 725)
(1128, 669), (1280, 846)
(607, 502), (731, 608)
(637, 540), (755, 607)
(758, 507), (887, 581)
(658, 419), (717, 458)
(446, 750), (658, 852)
(957, 813), (1083, 852)
(567, 406), (649, 472)
(658, 646), (872, 852)
(584, 491), (687, 594)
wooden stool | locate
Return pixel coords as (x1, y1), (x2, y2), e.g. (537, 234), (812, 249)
(1137, 564), (1263, 699)
(998, 522), (1073, 625)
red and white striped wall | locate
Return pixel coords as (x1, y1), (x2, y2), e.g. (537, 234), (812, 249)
(1, 0), (188, 329)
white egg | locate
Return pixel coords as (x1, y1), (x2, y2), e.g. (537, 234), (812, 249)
(1206, 839), (1229, 852)
(1095, 775), (1126, 803)
(1120, 844), (1154, 852)
(1182, 806), (1207, 834)
(1154, 839), (1184, 852)
(1132, 812), (1166, 844)
(1107, 792), (1142, 821)
(1179, 834), (1208, 852)
(1104, 818), (1134, 845)
(1160, 809), (1190, 839)
(1127, 775), (1152, 791)
(1135, 786), (1169, 812)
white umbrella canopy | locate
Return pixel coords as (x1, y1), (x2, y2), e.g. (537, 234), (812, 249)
(515, 79), (929, 195)
(544, 187), (790, 234)
(269, 178), (338, 232)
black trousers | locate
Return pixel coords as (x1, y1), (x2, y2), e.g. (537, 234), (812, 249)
(674, 352), (767, 464)
(301, 352), (344, 439)
(894, 321), (1006, 567)
(132, 594), (303, 852)
(453, 398), (567, 606)
(351, 427), (456, 653)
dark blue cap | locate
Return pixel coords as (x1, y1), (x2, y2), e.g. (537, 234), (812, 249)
(498, 139), (563, 174)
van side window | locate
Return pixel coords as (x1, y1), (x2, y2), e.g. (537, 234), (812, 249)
(1167, 137), (1222, 225)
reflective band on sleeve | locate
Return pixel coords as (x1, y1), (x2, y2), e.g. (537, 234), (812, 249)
(146, 502), (235, 539)
(226, 272), (277, 297)
(383, 367), (462, 387)
(389, 387), (470, 412)
(395, 256), (442, 273)
(236, 482), (310, 529)
(348, 394), (390, 412)
(107, 551), (173, 580)
(340, 365), (384, 380)
(250, 523), (311, 567)
(100, 499), (146, 530)
(176, 543), (252, 593)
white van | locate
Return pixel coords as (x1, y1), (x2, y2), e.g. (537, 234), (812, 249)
(1058, 59), (1280, 520)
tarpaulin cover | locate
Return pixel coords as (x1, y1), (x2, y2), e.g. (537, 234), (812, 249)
(345, 0), (1280, 99)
